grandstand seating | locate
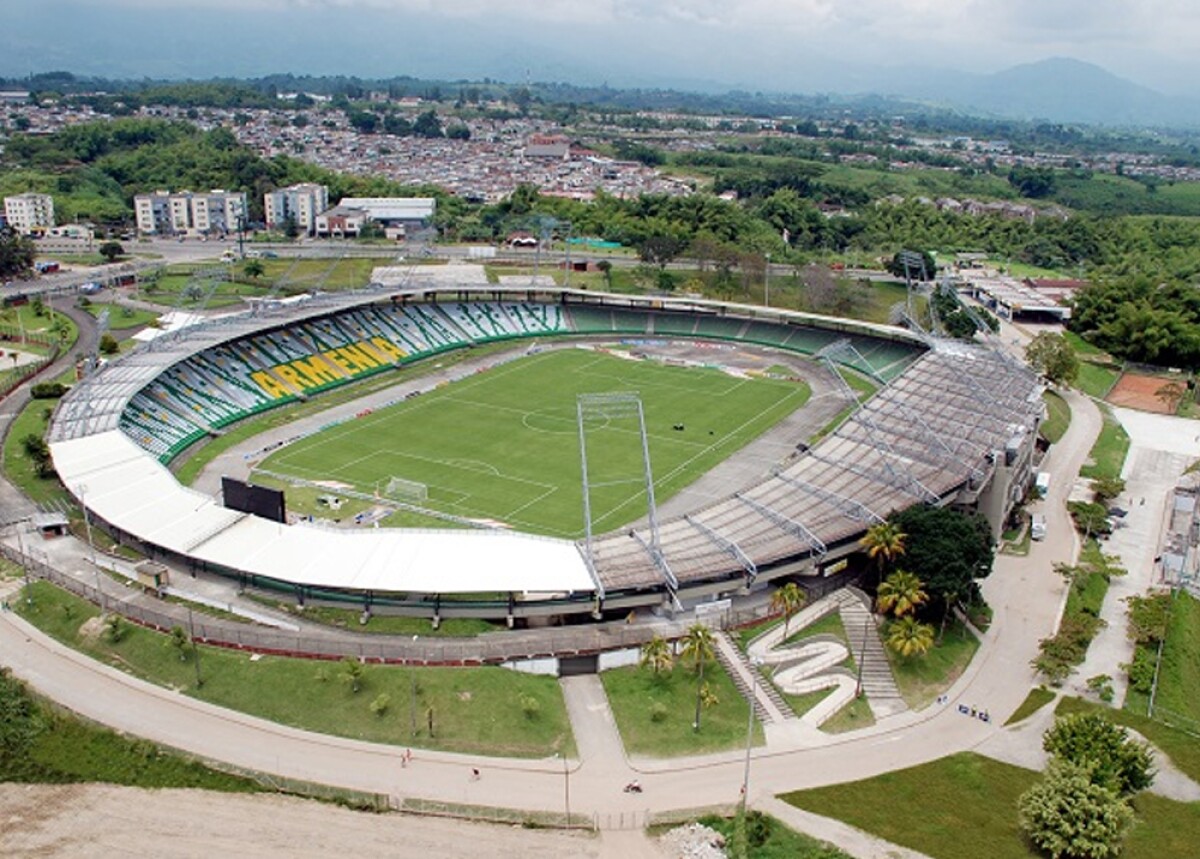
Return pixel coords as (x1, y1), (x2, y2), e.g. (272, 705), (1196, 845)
(118, 301), (573, 461)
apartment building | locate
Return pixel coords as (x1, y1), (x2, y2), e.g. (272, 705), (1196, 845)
(134, 189), (248, 236)
(264, 183), (329, 235)
(3, 192), (55, 234)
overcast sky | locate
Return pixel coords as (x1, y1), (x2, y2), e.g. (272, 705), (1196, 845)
(5, 0), (1199, 95)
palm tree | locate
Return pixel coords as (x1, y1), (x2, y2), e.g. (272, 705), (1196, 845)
(875, 570), (928, 618)
(243, 259), (265, 280)
(681, 623), (716, 675)
(770, 582), (807, 640)
(682, 623), (717, 731)
(860, 521), (906, 584)
(886, 616), (935, 658)
(639, 634), (674, 676)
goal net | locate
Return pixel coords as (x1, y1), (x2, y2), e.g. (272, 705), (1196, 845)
(384, 476), (428, 504)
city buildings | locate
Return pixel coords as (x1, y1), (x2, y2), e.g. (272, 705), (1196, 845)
(316, 197), (436, 239)
(264, 183), (329, 236)
(134, 190), (248, 236)
(3, 192), (55, 234)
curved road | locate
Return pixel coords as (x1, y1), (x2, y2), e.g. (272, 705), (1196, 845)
(0, 388), (1101, 824)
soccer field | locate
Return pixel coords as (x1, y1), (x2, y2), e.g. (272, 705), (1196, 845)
(257, 348), (811, 538)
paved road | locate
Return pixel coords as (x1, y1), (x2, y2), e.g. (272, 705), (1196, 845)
(0, 385), (1101, 827)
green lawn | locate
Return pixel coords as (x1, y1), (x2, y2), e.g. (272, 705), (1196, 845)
(697, 812), (851, 859)
(819, 695), (875, 734)
(1040, 390), (1070, 444)
(1080, 405), (1131, 481)
(886, 618), (980, 710)
(1076, 359), (1121, 399)
(1, 393), (74, 507)
(85, 301), (160, 330)
(16, 581), (574, 758)
(1125, 590), (1200, 724)
(259, 349), (810, 538)
(1004, 688), (1057, 726)
(600, 662), (761, 757)
(1062, 330), (1111, 360)
(782, 752), (1200, 859)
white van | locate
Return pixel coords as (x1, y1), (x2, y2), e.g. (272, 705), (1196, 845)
(1031, 514), (1047, 541)
(1035, 472), (1051, 498)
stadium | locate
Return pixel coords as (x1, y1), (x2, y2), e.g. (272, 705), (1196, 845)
(47, 276), (1044, 626)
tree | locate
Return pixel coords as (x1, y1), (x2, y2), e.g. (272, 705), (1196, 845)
(445, 124), (471, 141)
(243, 259), (265, 280)
(98, 240), (125, 262)
(860, 521), (906, 584)
(282, 216), (299, 239)
(682, 623), (716, 731)
(168, 625), (191, 661)
(1025, 332), (1079, 387)
(341, 657), (365, 693)
(888, 506), (994, 610)
(347, 110), (378, 134)
(1090, 476), (1125, 504)
(1043, 712), (1155, 796)
(1156, 380), (1186, 412)
(886, 250), (935, 281)
(770, 582), (806, 639)
(99, 333), (119, 355)
(0, 228), (36, 279)
(639, 634), (674, 676)
(597, 259), (612, 289)
(886, 616), (935, 657)
(413, 110), (443, 139)
(21, 433), (53, 478)
(875, 570), (928, 618)
(1008, 165), (1058, 198)
(1019, 760), (1134, 859)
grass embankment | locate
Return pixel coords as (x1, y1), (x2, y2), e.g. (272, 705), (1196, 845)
(601, 662), (762, 757)
(0, 667), (261, 792)
(783, 752), (1200, 859)
(1040, 390), (1071, 444)
(16, 581), (574, 758)
(247, 596), (500, 638)
(84, 301), (160, 330)
(697, 812), (851, 859)
(886, 618), (980, 710)
(1079, 405), (1130, 481)
(1004, 687), (1057, 726)
(1124, 590), (1200, 723)
(1, 393), (74, 507)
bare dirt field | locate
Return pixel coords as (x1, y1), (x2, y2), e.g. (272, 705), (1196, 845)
(0, 784), (607, 859)
(1106, 371), (1179, 414)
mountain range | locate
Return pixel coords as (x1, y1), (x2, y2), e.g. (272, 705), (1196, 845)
(1, 1), (1198, 129)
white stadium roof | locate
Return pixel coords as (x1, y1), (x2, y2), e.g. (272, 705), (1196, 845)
(50, 430), (594, 595)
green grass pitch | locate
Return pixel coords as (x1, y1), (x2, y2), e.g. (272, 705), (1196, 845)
(258, 348), (811, 538)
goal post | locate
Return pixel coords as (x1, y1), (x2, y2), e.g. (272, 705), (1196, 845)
(383, 476), (428, 504)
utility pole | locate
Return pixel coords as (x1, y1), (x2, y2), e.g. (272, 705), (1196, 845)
(764, 252), (771, 308)
(77, 483), (103, 613)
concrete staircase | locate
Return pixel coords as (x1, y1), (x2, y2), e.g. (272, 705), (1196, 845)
(838, 587), (908, 718)
(713, 630), (791, 725)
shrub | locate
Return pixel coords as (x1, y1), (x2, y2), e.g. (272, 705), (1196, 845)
(1043, 712), (1155, 796)
(1019, 760), (1133, 859)
(30, 382), (66, 399)
(103, 614), (127, 643)
(369, 694), (390, 717)
(519, 694), (541, 720)
(649, 701), (668, 723)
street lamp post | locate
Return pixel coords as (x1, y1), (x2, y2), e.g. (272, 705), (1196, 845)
(187, 605), (204, 688)
(854, 612), (871, 698)
(741, 656), (762, 808)
(77, 483), (103, 613)
(764, 253), (771, 308)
